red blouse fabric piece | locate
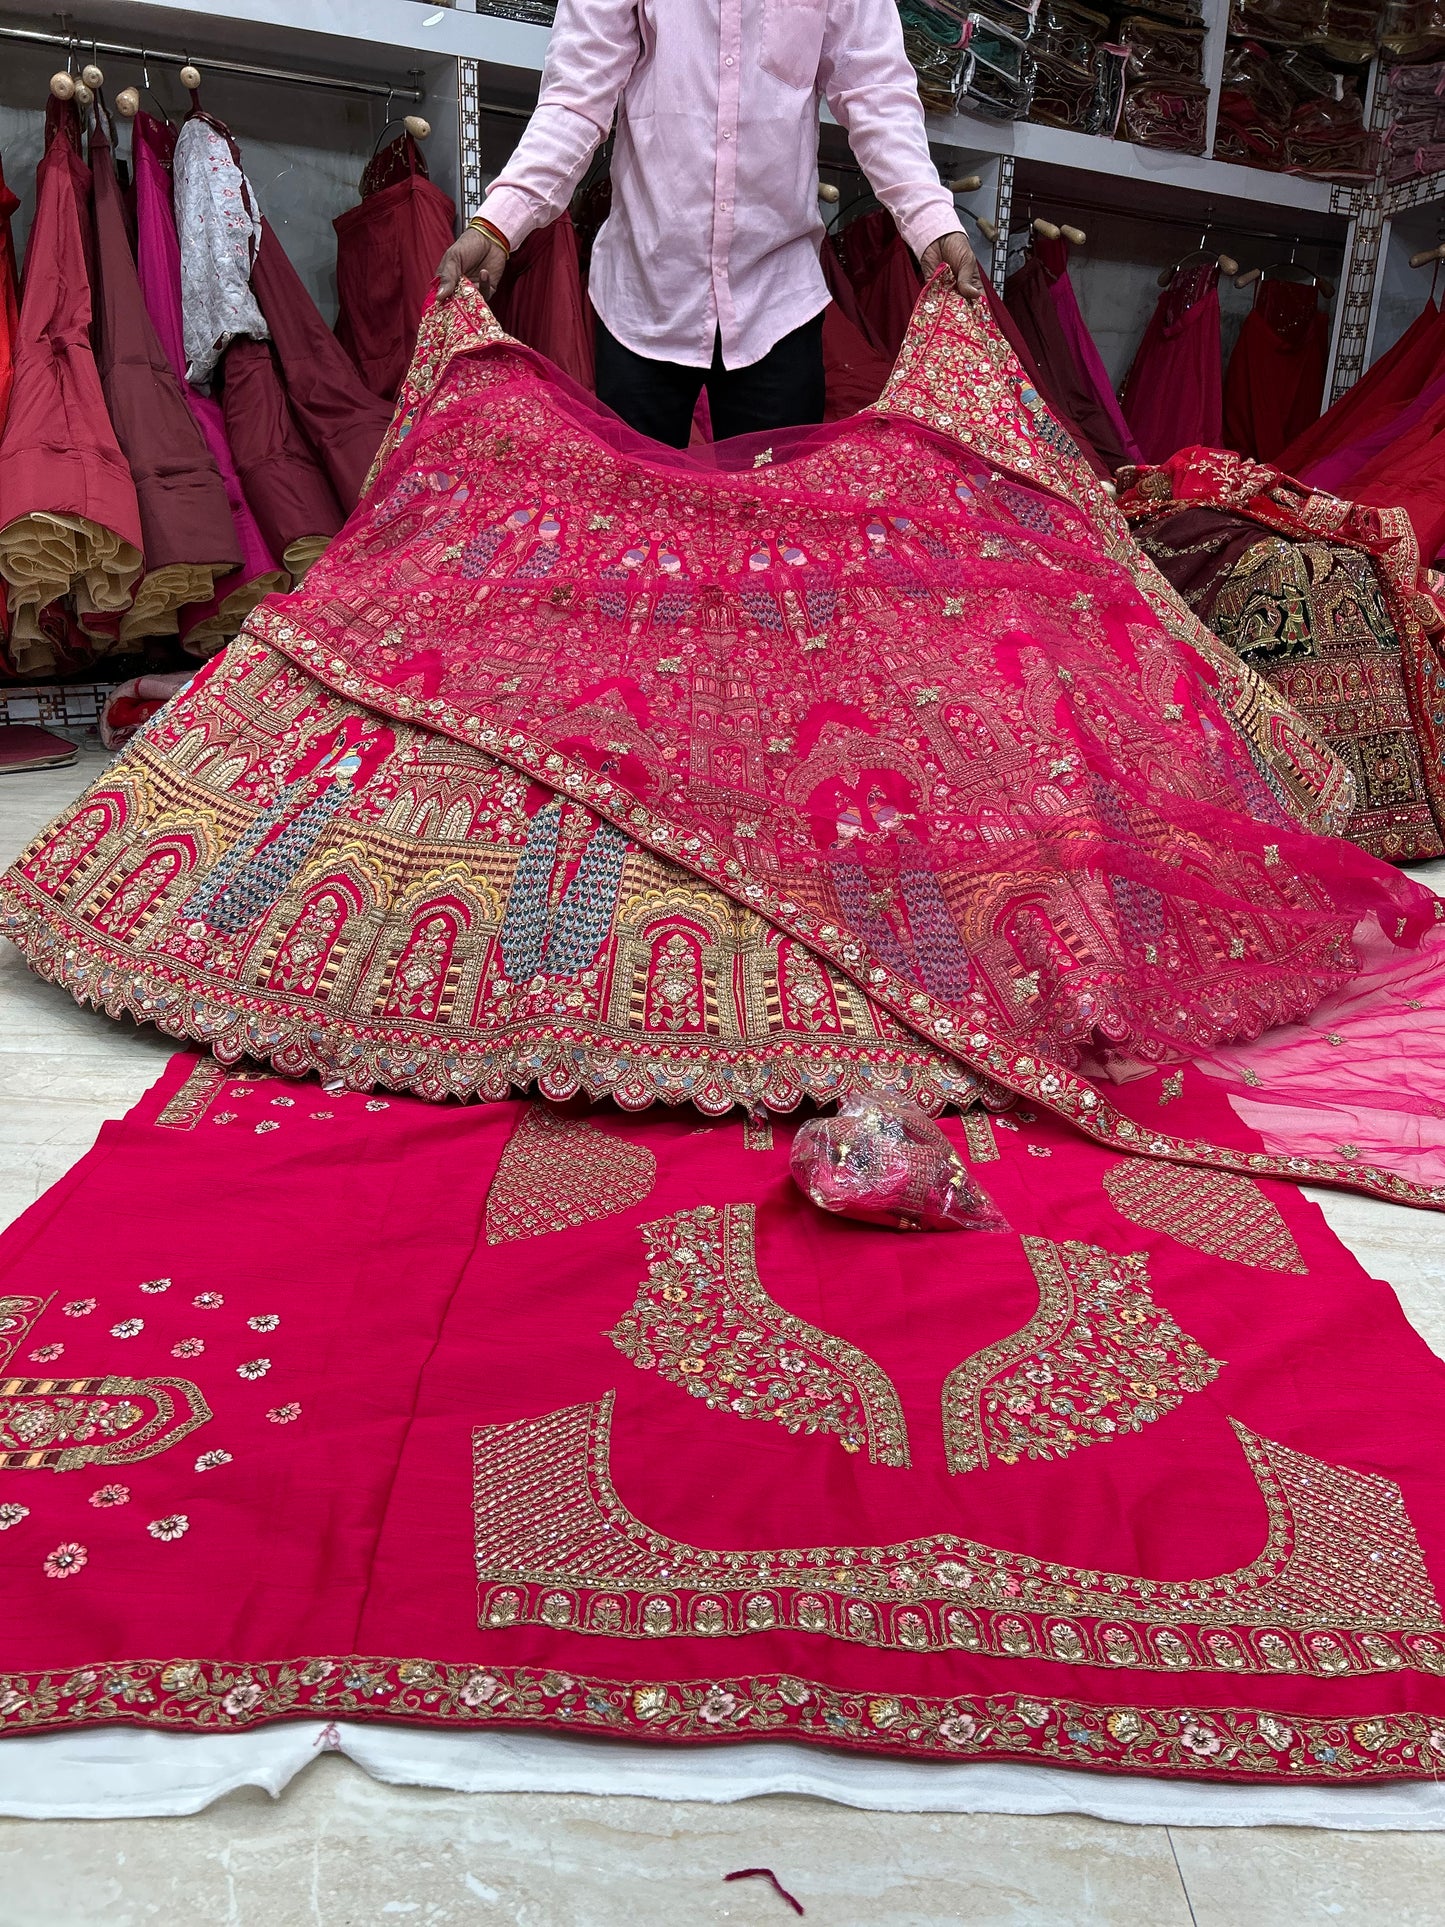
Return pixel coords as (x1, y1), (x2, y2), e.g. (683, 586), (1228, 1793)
(1282, 297), (1445, 478)
(334, 136), (458, 402)
(489, 210), (596, 394)
(89, 118), (241, 585)
(1121, 264), (1224, 463)
(248, 218), (393, 512)
(1222, 281), (1330, 464)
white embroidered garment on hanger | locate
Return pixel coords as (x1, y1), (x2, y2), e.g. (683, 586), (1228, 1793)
(173, 117), (269, 386)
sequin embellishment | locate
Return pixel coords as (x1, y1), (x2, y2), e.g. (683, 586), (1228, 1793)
(485, 1107), (657, 1244)
(1102, 1162), (1307, 1273)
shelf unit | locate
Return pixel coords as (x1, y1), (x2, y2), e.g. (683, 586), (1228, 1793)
(0, 0), (1441, 406)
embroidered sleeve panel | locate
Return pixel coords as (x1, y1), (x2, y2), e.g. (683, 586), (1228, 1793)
(941, 1237), (1224, 1476)
(607, 1205), (910, 1467)
(485, 1107), (657, 1244)
(0, 1375), (212, 1470)
(1102, 1162), (1307, 1273)
(472, 1392), (1444, 1676)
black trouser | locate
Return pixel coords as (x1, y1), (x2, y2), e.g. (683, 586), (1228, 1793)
(594, 312), (826, 448)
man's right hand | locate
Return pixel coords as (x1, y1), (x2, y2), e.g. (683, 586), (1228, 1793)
(437, 226), (510, 302)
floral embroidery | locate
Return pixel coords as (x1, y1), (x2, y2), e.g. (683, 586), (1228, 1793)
(212, 1114), (236, 1125)
(89, 1484), (130, 1507)
(140, 1279), (172, 1295)
(366, 1101), (390, 1112)
(1, 1296), (53, 1368)
(941, 1238), (1222, 1475)
(195, 1450), (233, 1471)
(472, 1393), (1440, 1675)
(1026, 1144), (1052, 1158)
(62, 1300), (96, 1318)
(43, 1543), (87, 1578)
(154, 1061), (227, 1130)
(28, 1345), (64, 1364)
(0, 1503), (29, 1528)
(962, 1113), (999, 1162)
(147, 1515), (189, 1542)
(270, 1096), (295, 1108)
(247, 1316), (280, 1333)
(172, 1340), (204, 1359)
(110, 1320), (143, 1339)
(237, 1360), (271, 1381)
(743, 1114), (774, 1152)
(267, 1403), (301, 1424)
(255, 1121), (279, 1135)
(1102, 1162), (1307, 1273)
(194, 1294), (223, 1309)
(485, 1107), (657, 1245)
(607, 1205), (910, 1467)
(1159, 1072), (1185, 1105)
(0, 1376), (211, 1470)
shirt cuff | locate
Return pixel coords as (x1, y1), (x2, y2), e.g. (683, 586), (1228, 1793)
(897, 194), (964, 261)
(476, 187), (537, 254)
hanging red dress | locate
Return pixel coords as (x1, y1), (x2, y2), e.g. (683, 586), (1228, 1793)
(818, 241), (891, 418)
(1339, 378), (1445, 564)
(490, 211), (596, 392)
(0, 152), (20, 442)
(980, 278), (1112, 481)
(1222, 279), (1330, 463)
(335, 135), (457, 402)
(1004, 249), (1133, 472)
(90, 115), (241, 644)
(1038, 236), (1143, 467)
(132, 114), (284, 655)
(1121, 262), (1223, 463)
(219, 338), (345, 578)
(249, 217), (392, 512)
(831, 208), (922, 360)
(0, 102), (142, 674)
(1281, 296), (1445, 477)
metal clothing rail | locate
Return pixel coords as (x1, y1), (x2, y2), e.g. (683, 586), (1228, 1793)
(1003, 191), (1349, 248)
(0, 23), (425, 102)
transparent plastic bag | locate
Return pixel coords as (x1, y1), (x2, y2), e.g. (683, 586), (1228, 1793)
(790, 1095), (1009, 1232)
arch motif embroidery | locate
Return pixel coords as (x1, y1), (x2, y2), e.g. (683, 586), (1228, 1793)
(607, 1205), (910, 1467)
(0, 1297), (51, 1369)
(941, 1237), (1223, 1476)
(472, 1392), (1444, 1675)
(0, 1375), (212, 1470)
(1102, 1162), (1307, 1273)
(485, 1107), (656, 1245)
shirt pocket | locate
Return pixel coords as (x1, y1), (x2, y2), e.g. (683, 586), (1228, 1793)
(760, 0), (828, 88)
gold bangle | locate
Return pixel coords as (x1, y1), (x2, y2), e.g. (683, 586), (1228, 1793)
(467, 214), (511, 256)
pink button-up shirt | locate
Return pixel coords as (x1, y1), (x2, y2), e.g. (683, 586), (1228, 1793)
(480, 0), (959, 370)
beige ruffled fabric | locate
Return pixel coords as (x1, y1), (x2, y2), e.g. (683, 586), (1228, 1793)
(0, 511), (142, 673)
(119, 563), (222, 645)
(182, 570), (288, 658)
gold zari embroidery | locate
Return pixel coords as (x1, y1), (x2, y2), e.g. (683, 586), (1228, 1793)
(485, 1107), (657, 1244)
(1102, 1161), (1307, 1273)
(0, 1374), (212, 1470)
(607, 1205), (910, 1466)
(941, 1237), (1223, 1475)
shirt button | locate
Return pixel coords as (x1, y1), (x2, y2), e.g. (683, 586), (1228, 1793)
(722, 130), (731, 139)
(725, 54), (735, 64)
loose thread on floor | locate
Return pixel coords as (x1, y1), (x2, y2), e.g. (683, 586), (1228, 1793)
(723, 1868), (806, 1915)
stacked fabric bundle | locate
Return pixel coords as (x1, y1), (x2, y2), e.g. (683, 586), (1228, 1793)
(1215, 40), (1375, 176)
(1384, 59), (1445, 183)
(0, 91), (398, 682)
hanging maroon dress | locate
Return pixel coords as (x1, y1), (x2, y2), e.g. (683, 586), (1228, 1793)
(0, 102), (142, 672)
(335, 135), (457, 402)
(490, 211), (595, 392)
(90, 116), (241, 640)
(249, 218), (392, 511)
(831, 208), (922, 360)
(0, 152), (19, 442)
(1121, 262), (1224, 464)
(1004, 249), (1132, 472)
(819, 246), (891, 418)
(219, 340), (345, 571)
(1223, 279), (1330, 463)
(1281, 297), (1445, 477)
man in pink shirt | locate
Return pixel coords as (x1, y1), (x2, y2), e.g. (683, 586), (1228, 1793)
(437, 0), (979, 446)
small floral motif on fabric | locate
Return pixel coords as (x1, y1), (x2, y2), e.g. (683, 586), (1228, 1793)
(607, 1205), (910, 1467)
(110, 1320), (143, 1339)
(140, 1279), (172, 1295)
(236, 1360), (271, 1381)
(247, 1316), (280, 1333)
(485, 1107), (657, 1245)
(194, 1294), (223, 1310)
(267, 1403), (301, 1424)
(940, 1237), (1223, 1475)
(172, 1340), (204, 1359)
(0, 1503), (29, 1528)
(147, 1515), (189, 1542)
(89, 1484), (130, 1507)
(195, 1450), (233, 1471)
(28, 1345), (64, 1364)
(1102, 1161), (1308, 1274)
(62, 1300), (96, 1318)
(43, 1543), (86, 1578)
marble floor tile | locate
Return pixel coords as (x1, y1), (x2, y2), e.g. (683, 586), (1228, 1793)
(0, 1755), (1197, 1927)
(1169, 1824), (1445, 1927)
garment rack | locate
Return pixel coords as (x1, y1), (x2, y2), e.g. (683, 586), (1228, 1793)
(1009, 192), (1346, 251)
(0, 23), (425, 103)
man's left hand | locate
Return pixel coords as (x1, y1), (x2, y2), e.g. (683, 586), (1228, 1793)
(920, 231), (983, 301)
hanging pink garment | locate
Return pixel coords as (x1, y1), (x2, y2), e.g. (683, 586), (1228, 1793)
(248, 217), (393, 512)
(1036, 236), (1142, 466)
(132, 115), (283, 653)
(1121, 263), (1223, 463)
(490, 212), (595, 392)
(1281, 296), (1445, 477)
(0, 151), (19, 442)
(1305, 358), (1445, 498)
